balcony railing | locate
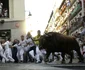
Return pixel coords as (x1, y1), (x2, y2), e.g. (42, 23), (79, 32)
(69, 19), (83, 34)
(69, 4), (82, 21)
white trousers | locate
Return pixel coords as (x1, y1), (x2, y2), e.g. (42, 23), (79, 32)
(4, 48), (14, 62)
(0, 49), (9, 63)
(17, 49), (24, 61)
(29, 46), (42, 62)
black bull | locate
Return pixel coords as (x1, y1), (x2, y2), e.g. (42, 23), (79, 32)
(39, 32), (84, 63)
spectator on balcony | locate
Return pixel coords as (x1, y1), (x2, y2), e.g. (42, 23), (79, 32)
(0, 1), (3, 17)
(3, 8), (8, 17)
(66, 0), (70, 7)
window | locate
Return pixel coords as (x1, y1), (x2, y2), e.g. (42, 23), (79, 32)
(0, 29), (11, 40)
(0, 0), (9, 18)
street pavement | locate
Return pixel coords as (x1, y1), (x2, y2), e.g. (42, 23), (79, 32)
(0, 63), (63, 70)
(0, 59), (85, 70)
(0, 63), (85, 70)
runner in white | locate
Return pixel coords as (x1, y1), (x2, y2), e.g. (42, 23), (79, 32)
(0, 42), (9, 63)
(13, 39), (24, 62)
(19, 35), (26, 62)
(2, 39), (14, 62)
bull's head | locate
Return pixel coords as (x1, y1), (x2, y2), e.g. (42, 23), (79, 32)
(39, 33), (54, 50)
(39, 35), (46, 49)
(45, 32), (53, 37)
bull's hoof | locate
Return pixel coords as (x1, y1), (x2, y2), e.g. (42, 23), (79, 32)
(68, 61), (72, 64)
(44, 62), (47, 64)
(49, 59), (54, 63)
(44, 59), (49, 62)
(61, 61), (65, 64)
(78, 60), (84, 63)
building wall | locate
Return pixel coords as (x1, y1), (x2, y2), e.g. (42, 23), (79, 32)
(0, 0), (26, 41)
(46, 0), (83, 35)
(0, 21), (26, 41)
(0, 0), (25, 21)
(9, 0), (14, 19)
(11, 27), (26, 41)
(13, 0), (25, 20)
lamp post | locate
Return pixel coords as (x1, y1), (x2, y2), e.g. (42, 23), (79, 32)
(28, 11), (32, 16)
(25, 10), (32, 34)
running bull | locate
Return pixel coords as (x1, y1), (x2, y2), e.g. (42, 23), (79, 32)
(39, 32), (84, 63)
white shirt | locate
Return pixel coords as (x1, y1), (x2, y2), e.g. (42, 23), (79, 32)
(0, 43), (3, 51)
(25, 38), (35, 47)
(20, 40), (26, 48)
(14, 43), (21, 49)
(0, 3), (3, 9)
(83, 46), (85, 52)
(2, 42), (9, 50)
(6, 41), (12, 46)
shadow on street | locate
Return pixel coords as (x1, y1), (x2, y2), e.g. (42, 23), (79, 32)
(54, 66), (85, 70)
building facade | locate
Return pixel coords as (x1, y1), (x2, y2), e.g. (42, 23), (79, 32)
(45, 0), (85, 36)
(0, 0), (25, 41)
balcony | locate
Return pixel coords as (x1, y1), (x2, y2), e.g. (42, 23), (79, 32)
(68, 0), (76, 9)
(69, 18), (83, 34)
(69, 4), (82, 21)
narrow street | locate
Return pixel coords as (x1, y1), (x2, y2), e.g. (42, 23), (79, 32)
(0, 0), (85, 70)
(0, 62), (85, 70)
